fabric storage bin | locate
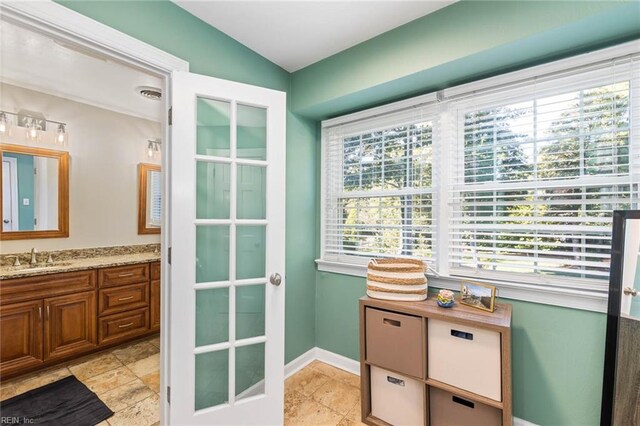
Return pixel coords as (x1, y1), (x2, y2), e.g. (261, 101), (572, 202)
(371, 366), (425, 426)
(429, 387), (501, 426)
(428, 319), (502, 401)
(366, 307), (424, 378)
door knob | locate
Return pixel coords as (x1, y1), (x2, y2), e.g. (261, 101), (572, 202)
(3, 220), (9, 224)
(623, 287), (638, 297)
(270, 273), (282, 286)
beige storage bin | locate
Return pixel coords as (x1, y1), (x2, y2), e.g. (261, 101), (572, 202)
(371, 366), (425, 426)
(366, 308), (424, 378)
(429, 387), (501, 426)
(427, 319), (502, 401)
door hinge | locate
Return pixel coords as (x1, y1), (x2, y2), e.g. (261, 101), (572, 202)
(168, 247), (171, 265)
(168, 107), (172, 126)
(167, 386), (170, 403)
(34, 218), (37, 226)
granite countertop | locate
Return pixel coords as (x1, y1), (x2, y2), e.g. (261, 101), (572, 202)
(0, 246), (160, 280)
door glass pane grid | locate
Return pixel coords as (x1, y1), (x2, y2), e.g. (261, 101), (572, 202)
(193, 99), (270, 411)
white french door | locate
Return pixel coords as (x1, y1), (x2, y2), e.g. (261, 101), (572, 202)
(169, 71), (286, 425)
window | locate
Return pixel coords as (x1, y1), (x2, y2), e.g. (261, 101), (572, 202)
(323, 107), (438, 265)
(148, 170), (162, 227)
(320, 42), (639, 305)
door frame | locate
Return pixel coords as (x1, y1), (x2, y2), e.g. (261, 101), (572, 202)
(2, 156), (19, 231)
(0, 1), (189, 423)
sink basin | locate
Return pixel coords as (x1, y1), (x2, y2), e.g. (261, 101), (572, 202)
(9, 262), (73, 272)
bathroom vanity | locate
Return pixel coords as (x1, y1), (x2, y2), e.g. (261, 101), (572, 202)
(0, 252), (160, 379)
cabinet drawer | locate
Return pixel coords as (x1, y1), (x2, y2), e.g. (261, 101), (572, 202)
(151, 262), (160, 280)
(428, 319), (501, 401)
(0, 270), (96, 305)
(371, 366), (425, 426)
(429, 387), (501, 426)
(98, 308), (149, 345)
(365, 307), (424, 378)
(98, 264), (149, 288)
(99, 283), (149, 316)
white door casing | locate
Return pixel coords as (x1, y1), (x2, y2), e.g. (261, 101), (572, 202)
(2, 156), (19, 231)
(170, 70), (286, 425)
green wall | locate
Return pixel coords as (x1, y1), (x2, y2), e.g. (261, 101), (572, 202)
(3, 153), (35, 231)
(316, 273), (607, 425)
(291, 1), (640, 119)
(58, 0), (317, 363)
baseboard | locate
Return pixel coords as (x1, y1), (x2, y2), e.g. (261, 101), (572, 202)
(313, 347), (360, 375)
(285, 347), (536, 426)
(284, 347), (316, 378)
(513, 417), (538, 426)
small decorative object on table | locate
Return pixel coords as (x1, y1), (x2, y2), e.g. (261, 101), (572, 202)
(460, 281), (496, 312)
(436, 289), (455, 308)
(366, 258), (427, 301)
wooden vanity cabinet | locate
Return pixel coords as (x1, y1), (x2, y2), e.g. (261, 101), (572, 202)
(0, 300), (43, 375)
(150, 262), (160, 331)
(44, 291), (97, 361)
(0, 261), (160, 379)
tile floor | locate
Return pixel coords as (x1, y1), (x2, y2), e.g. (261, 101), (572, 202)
(0, 335), (161, 426)
(0, 337), (365, 426)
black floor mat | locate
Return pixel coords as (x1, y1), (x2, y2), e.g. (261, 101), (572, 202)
(0, 375), (113, 426)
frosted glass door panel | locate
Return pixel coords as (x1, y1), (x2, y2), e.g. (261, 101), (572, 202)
(236, 285), (265, 340)
(235, 343), (265, 400)
(236, 226), (266, 280)
(197, 98), (230, 157)
(195, 350), (229, 410)
(237, 165), (266, 219)
(196, 288), (229, 347)
(196, 162), (230, 219)
(237, 104), (266, 160)
(195, 226), (229, 283)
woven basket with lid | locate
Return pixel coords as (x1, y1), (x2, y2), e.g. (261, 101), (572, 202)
(366, 258), (428, 301)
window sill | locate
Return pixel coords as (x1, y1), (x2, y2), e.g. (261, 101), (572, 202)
(315, 259), (608, 313)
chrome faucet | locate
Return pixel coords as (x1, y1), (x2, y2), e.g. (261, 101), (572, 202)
(30, 248), (38, 265)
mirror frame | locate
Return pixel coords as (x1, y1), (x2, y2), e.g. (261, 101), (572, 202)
(138, 163), (161, 235)
(601, 209), (640, 426)
(0, 143), (70, 240)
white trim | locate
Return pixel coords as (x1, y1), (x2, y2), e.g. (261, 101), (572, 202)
(284, 347), (536, 426)
(0, 1), (188, 74)
(284, 348), (317, 379)
(314, 347), (360, 375)
(315, 259), (608, 313)
(0, 3), (187, 425)
(2, 156), (20, 231)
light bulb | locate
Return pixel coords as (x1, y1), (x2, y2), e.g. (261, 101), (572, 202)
(56, 124), (67, 145)
(25, 120), (40, 142)
(0, 113), (7, 134)
(147, 141), (154, 158)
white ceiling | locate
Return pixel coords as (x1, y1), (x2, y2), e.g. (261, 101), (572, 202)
(0, 20), (163, 122)
(173, 1), (456, 72)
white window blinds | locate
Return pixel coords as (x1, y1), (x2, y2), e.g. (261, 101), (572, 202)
(448, 58), (639, 288)
(323, 105), (440, 265)
(320, 42), (639, 297)
(149, 170), (162, 227)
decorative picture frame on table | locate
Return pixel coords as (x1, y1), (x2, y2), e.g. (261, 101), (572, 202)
(460, 281), (496, 313)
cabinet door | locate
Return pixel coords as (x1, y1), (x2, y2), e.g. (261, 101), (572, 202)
(44, 291), (97, 361)
(0, 300), (43, 376)
(150, 279), (160, 331)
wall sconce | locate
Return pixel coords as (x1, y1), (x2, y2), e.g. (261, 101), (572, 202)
(147, 138), (161, 160)
(0, 110), (69, 146)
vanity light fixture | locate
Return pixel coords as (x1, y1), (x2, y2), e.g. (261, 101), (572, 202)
(0, 110), (68, 146)
(147, 138), (161, 160)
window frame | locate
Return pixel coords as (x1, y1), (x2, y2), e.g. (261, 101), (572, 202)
(318, 40), (640, 313)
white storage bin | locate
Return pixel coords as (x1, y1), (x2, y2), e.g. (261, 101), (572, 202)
(427, 319), (502, 401)
(371, 366), (425, 425)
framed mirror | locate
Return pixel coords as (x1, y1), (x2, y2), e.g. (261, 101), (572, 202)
(0, 144), (69, 240)
(138, 163), (161, 235)
(601, 210), (640, 426)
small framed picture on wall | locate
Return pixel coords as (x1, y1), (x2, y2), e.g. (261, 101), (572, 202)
(460, 281), (496, 313)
